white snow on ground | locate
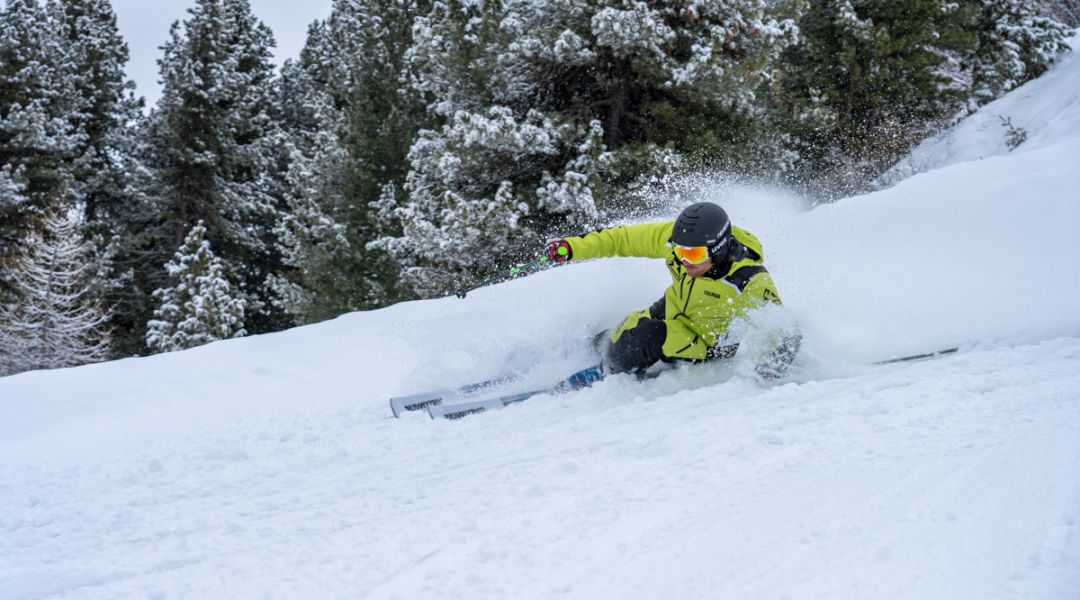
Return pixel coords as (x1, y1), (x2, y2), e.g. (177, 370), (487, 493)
(2, 43), (1080, 600)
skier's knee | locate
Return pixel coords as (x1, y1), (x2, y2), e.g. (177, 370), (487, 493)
(606, 318), (666, 374)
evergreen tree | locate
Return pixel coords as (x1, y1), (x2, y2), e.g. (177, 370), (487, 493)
(0, 0), (79, 292)
(325, 0), (429, 216)
(270, 46), (351, 323)
(48, 0), (152, 358)
(49, 0), (144, 236)
(1044, 0), (1080, 27)
(146, 221), (246, 353)
(273, 1), (433, 317)
(144, 0), (290, 338)
(0, 203), (111, 376)
(966, 0), (1071, 105)
(772, 0), (972, 196)
(377, 0), (799, 297)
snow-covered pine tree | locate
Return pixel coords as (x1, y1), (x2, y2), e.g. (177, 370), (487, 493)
(0, 0), (80, 293)
(48, 0), (144, 236)
(1044, 0), (1080, 26)
(967, 0), (1071, 105)
(145, 221), (246, 354)
(322, 0), (430, 211)
(144, 0), (291, 338)
(273, 1), (433, 315)
(376, 0), (798, 297)
(47, 0), (153, 358)
(0, 204), (111, 377)
(771, 0), (971, 196)
(271, 37), (352, 323)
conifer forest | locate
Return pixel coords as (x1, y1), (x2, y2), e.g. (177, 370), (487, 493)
(0, 0), (1074, 375)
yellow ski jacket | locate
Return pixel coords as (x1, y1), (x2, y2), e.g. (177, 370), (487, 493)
(566, 221), (782, 361)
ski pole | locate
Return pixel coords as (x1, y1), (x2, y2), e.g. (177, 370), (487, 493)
(454, 256), (551, 299)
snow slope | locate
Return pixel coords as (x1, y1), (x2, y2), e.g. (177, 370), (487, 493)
(2, 43), (1080, 600)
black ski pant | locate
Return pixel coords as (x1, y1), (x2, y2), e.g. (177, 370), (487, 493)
(604, 298), (668, 374)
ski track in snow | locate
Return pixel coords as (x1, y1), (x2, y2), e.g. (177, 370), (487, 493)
(2, 339), (1079, 599)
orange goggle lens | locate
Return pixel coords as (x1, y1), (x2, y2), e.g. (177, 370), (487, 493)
(673, 244), (709, 265)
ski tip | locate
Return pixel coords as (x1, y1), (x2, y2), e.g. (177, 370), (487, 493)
(875, 346), (960, 365)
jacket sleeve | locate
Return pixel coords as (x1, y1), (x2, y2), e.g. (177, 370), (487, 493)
(742, 271), (782, 309)
(565, 221), (674, 261)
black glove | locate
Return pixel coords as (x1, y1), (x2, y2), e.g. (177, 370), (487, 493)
(545, 238), (572, 263)
(754, 334), (802, 381)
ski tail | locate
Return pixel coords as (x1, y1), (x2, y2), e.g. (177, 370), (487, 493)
(427, 391), (540, 420)
(389, 375), (512, 417)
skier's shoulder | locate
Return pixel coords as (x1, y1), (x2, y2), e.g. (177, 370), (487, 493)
(731, 225), (765, 261)
(724, 226), (779, 298)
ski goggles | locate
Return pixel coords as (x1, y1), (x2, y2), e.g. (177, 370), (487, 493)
(673, 244), (710, 265)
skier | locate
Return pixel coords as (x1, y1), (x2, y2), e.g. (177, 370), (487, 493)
(545, 202), (800, 381)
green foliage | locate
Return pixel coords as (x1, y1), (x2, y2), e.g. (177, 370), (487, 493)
(273, 1), (432, 319)
(965, 0), (1072, 105)
(769, 0), (1069, 197)
(144, 0), (291, 337)
(376, 0), (801, 298)
(146, 221), (246, 353)
(0, 0), (76, 284)
(772, 0), (970, 196)
(48, 0), (151, 358)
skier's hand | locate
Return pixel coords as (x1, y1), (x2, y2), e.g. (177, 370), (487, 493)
(545, 238), (572, 263)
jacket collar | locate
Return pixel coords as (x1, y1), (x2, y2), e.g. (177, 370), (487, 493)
(703, 241), (749, 279)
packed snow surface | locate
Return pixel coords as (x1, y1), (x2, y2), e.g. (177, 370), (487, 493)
(3, 41), (1080, 600)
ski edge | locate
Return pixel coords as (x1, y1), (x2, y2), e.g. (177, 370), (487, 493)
(427, 364), (604, 421)
(388, 375), (517, 418)
(427, 391), (544, 420)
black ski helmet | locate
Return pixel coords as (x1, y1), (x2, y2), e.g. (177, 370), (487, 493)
(671, 202), (733, 259)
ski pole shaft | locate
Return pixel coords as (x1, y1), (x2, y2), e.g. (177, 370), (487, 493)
(454, 256), (550, 299)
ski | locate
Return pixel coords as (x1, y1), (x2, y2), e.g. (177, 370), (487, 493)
(874, 347), (958, 365)
(389, 376), (513, 418)
(427, 364), (605, 421)
(411, 346), (962, 421)
(426, 391), (542, 420)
